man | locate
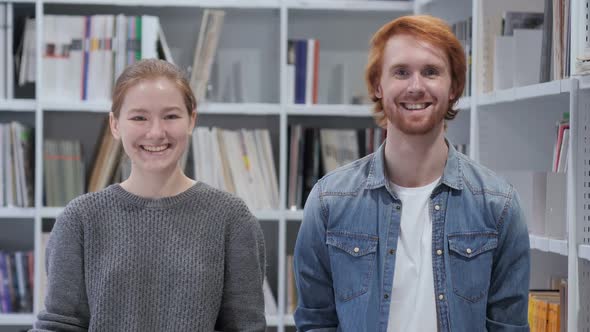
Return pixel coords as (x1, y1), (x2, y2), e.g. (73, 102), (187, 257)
(293, 15), (530, 332)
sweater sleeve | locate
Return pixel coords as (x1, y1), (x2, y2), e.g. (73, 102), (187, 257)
(31, 203), (90, 332)
(214, 206), (266, 332)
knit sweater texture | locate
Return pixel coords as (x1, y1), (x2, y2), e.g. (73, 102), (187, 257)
(31, 182), (266, 332)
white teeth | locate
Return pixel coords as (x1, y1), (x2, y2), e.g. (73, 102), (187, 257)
(404, 103), (428, 110)
(142, 145), (168, 152)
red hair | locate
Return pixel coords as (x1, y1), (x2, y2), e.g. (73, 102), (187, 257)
(365, 15), (466, 128)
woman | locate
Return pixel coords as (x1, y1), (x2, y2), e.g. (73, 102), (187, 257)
(33, 59), (266, 331)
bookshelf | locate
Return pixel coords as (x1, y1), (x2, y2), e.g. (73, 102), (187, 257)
(0, 0), (588, 332)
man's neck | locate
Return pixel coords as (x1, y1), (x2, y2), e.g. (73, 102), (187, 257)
(121, 167), (195, 199)
(384, 123), (448, 188)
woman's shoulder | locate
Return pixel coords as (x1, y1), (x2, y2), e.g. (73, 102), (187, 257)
(193, 182), (252, 217)
(61, 185), (119, 216)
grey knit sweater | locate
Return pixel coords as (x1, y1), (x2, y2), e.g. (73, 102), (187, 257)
(32, 182), (266, 332)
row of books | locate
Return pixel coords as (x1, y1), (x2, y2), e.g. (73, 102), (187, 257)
(529, 277), (568, 332)
(0, 122), (34, 208)
(18, 14), (172, 102)
(44, 140), (85, 207)
(480, 0), (572, 93)
(192, 127), (279, 210)
(287, 126), (386, 210)
(451, 17), (472, 97)
(0, 251), (34, 314)
(286, 39), (320, 105)
(493, 11), (545, 90)
(551, 112), (569, 173)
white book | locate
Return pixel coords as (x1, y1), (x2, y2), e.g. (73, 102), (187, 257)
(102, 15), (115, 101)
(114, 14), (127, 80)
(210, 128), (228, 191)
(243, 129), (268, 209)
(513, 29), (542, 87)
(213, 128), (235, 194)
(6, 3), (13, 98)
(493, 35), (514, 90)
(5, 123), (14, 206)
(64, 16), (85, 101)
(305, 39), (314, 105)
(86, 15), (100, 101)
(141, 15), (159, 59)
(256, 129), (279, 209)
(11, 123), (23, 206)
(41, 15), (58, 100)
(54, 15), (71, 101)
(0, 4), (6, 99)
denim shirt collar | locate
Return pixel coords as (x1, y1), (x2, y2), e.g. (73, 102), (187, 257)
(365, 138), (464, 191)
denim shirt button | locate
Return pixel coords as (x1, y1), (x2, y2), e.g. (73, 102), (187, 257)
(354, 247), (360, 253)
(438, 294), (444, 301)
(384, 294), (389, 299)
(434, 204), (441, 211)
(395, 205), (401, 210)
(466, 248), (472, 254)
(436, 249), (443, 255)
(389, 249), (395, 255)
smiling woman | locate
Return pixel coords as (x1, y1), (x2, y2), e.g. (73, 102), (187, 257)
(31, 59), (267, 332)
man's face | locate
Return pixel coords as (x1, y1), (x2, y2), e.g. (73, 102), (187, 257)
(376, 34), (454, 136)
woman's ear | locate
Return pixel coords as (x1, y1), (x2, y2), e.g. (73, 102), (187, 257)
(188, 109), (197, 135)
(109, 112), (121, 140)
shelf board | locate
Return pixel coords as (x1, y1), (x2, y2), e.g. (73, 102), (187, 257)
(287, 0), (413, 11)
(43, 100), (110, 112)
(284, 314), (295, 326)
(199, 103), (281, 115)
(478, 80), (569, 106)
(579, 244), (590, 261)
(42, 101), (281, 115)
(0, 313), (34, 326)
(0, 99), (36, 112)
(40, 207), (64, 218)
(43, 0), (280, 8)
(285, 209), (303, 220)
(287, 104), (371, 117)
(0, 208), (36, 219)
(529, 234), (568, 256)
(455, 96), (470, 110)
(577, 74), (590, 90)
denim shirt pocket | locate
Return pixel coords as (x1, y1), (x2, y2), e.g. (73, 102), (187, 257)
(326, 231), (378, 302)
(447, 232), (498, 303)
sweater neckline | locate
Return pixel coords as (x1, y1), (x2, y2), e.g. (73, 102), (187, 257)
(109, 181), (203, 209)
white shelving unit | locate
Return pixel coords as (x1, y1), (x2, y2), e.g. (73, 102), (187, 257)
(1, 0), (588, 331)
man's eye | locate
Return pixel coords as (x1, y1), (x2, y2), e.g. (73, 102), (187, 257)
(165, 114), (181, 119)
(393, 69), (409, 77)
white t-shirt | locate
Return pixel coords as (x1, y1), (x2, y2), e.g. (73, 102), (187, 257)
(387, 177), (440, 332)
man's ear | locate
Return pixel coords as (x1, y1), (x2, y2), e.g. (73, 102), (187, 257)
(109, 112), (121, 140)
(375, 85), (383, 99)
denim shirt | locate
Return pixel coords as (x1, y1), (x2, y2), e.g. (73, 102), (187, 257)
(293, 141), (530, 332)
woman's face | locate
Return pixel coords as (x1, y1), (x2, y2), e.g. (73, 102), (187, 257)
(110, 77), (196, 177)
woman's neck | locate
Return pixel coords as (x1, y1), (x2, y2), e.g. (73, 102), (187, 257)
(120, 167), (195, 198)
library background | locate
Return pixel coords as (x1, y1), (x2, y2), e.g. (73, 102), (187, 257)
(0, 0), (588, 331)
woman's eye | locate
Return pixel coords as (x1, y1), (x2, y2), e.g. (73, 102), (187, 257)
(165, 114), (181, 120)
(130, 116), (146, 121)
(424, 68), (439, 77)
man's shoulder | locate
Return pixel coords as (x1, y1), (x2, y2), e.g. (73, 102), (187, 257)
(457, 153), (514, 198)
(317, 153), (375, 194)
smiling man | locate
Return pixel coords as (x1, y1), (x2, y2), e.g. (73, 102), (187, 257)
(293, 15), (530, 332)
